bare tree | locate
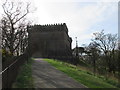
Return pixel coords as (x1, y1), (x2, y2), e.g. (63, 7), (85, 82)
(92, 30), (118, 75)
(1, 0), (31, 56)
(87, 42), (100, 76)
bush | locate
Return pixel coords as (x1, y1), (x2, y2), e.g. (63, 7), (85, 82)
(2, 49), (12, 62)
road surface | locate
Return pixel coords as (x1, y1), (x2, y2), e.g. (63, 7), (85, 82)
(32, 58), (87, 88)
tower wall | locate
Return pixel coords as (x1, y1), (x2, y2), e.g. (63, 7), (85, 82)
(28, 23), (72, 60)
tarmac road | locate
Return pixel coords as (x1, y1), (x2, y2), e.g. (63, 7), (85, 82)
(32, 58), (87, 88)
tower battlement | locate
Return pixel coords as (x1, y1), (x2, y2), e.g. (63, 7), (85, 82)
(27, 23), (68, 33)
(29, 23), (65, 27)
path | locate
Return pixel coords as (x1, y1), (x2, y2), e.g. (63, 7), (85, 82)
(32, 58), (87, 88)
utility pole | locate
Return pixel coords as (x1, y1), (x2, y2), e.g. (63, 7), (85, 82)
(75, 37), (78, 57)
(75, 37), (79, 65)
(118, 1), (120, 86)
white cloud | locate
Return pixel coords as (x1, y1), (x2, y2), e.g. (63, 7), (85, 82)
(0, 0), (117, 48)
(30, 1), (117, 48)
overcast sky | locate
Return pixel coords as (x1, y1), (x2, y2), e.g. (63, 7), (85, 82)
(0, 0), (119, 48)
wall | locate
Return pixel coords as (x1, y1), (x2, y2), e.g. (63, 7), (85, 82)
(28, 23), (72, 59)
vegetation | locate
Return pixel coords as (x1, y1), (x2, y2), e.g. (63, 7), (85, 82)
(12, 58), (34, 88)
(73, 30), (119, 86)
(44, 58), (120, 88)
(2, 49), (12, 62)
(0, 0), (119, 88)
(1, 0), (30, 58)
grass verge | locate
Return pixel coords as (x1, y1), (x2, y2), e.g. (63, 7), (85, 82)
(44, 58), (120, 89)
(12, 58), (34, 88)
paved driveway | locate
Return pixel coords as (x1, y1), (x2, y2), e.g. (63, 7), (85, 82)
(32, 58), (87, 88)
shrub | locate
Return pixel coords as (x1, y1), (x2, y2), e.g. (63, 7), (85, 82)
(2, 49), (12, 62)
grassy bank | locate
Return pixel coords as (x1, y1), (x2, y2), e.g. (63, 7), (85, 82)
(12, 58), (34, 88)
(44, 59), (119, 88)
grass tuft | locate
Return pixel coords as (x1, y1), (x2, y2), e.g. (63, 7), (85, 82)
(44, 58), (120, 89)
(12, 58), (34, 88)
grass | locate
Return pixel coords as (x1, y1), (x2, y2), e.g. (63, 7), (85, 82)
(44, 58), (120, 89)
(12, 58), (34, 88)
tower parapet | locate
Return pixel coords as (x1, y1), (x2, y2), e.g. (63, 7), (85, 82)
(27, 23), (68, 33)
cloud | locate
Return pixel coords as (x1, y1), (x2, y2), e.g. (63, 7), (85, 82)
(31, 1), (117, 48)
(0, 0), (117, 48)
(30, 1), (117, 48)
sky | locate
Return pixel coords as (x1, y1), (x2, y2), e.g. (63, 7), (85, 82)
(0, 0), (119, 48)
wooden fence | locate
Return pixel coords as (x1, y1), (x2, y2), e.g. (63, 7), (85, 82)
(1, 53), (29, 88)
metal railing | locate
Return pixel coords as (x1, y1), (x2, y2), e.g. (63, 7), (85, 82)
(1, 54), (29, 88)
